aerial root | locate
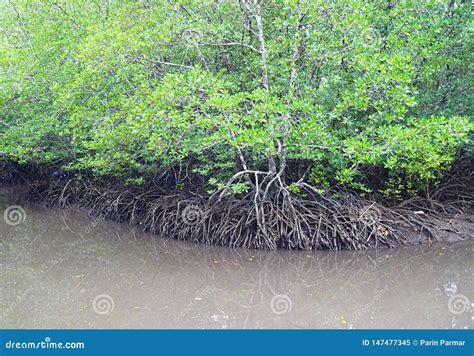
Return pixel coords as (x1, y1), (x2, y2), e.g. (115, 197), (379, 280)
(18, 177), (471, 250)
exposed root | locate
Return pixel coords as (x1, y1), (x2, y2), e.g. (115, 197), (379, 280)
(0, 162), (32, 185)
(20, 175), (472, 250)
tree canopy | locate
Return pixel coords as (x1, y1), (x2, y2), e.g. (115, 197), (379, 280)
(1, 0), (472, 197)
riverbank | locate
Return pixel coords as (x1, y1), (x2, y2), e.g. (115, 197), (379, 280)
(1, 0), (472, 253)
(1, 192), (472, 328)
(1, 167), (472, 250)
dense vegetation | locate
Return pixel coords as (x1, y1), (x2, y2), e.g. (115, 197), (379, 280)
(1, 0), (472, 199)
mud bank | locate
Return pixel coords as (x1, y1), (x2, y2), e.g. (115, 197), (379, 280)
(0, 173), (471, 250)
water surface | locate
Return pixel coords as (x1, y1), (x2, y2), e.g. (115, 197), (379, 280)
(0, 191), (472, 329)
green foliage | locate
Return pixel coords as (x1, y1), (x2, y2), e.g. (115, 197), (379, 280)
(343, 116), (472, 196)
(0, 0), (472, 196)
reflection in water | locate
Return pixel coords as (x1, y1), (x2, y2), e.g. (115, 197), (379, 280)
(0, 192), (472, 329)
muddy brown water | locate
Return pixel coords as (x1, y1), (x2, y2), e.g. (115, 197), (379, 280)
(0, 190), (472, 329)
